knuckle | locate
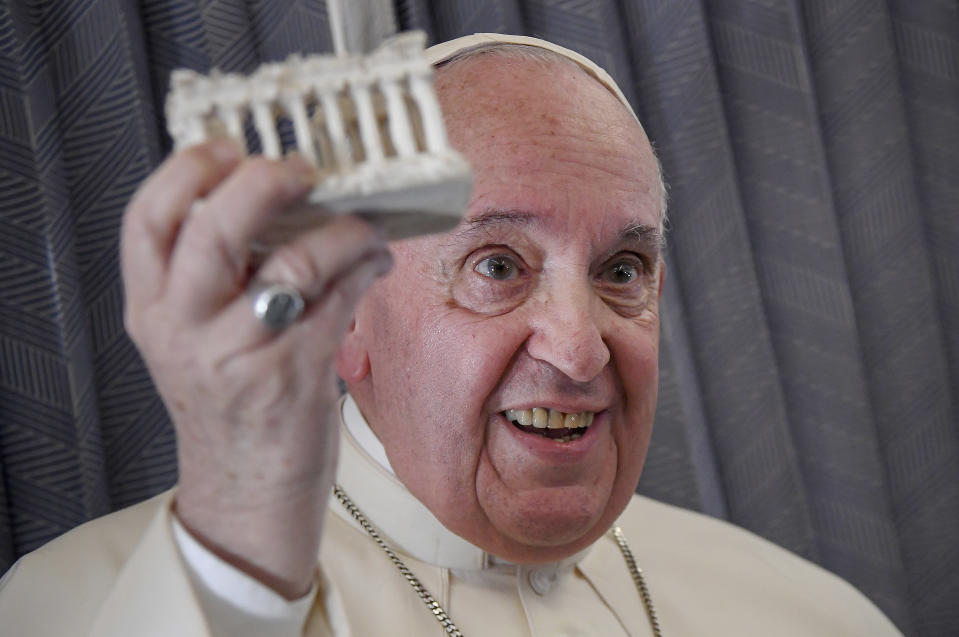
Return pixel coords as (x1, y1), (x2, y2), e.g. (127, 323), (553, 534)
(184, 214), (248, 282)
(181, 140), (238, 171)
(123, 308), (142, 342)
(235, 157), (293, 201)
(324, 278), (354, 310)
(266, 242), (323, 290)
(305, 272), (367, 331)
(179, 144), (214, 168)
(124, 181), (149, 220)
(123, 181), (162, 233)
(175, 145), (223, 186)
(125, 306), (166, 355)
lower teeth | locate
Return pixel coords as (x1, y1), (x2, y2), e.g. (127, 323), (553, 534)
(509, 420), (588, 441)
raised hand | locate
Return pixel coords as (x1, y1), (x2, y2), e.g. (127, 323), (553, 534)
(121, 139), (392, 597)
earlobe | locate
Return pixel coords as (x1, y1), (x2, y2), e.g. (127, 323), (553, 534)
(336, 318), (371, 383)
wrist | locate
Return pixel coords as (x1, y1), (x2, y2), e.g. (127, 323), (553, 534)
(174, 482), (329, 599)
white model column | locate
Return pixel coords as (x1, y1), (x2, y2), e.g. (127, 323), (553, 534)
(379, 77), (416, 157)
(319, 88), (352, 169)
(285, 96), (317, 165)
(408, 73), (448, 153)
(251, 101), (281, 159)
(181, 114), (207, 149)
(349, 79), (384, 163)
(217, 105), (246, 150)
(216, 76), (248, 152)
(166, 73), (209, 150)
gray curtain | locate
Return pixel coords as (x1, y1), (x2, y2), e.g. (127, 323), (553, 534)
(0, 1), (956, 635)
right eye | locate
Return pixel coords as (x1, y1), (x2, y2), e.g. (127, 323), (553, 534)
(474, 255), (519, 281)
(452, 249), (532, 316)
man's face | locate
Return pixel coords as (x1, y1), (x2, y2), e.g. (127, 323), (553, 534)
(339, 54), (664, 562)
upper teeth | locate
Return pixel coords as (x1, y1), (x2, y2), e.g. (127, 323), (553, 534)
(504, 408), (594, 429)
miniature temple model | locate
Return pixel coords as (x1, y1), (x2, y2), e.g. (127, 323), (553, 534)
(165, 30), (472, 241)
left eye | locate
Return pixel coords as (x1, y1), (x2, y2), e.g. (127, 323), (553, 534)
(604, 261), (640, 284)
(474, 255), (519, 280)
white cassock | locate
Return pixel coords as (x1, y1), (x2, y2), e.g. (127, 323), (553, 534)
(0, 394), (902, 636)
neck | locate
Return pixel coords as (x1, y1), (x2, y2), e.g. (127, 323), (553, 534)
(334, 394), (592, 572)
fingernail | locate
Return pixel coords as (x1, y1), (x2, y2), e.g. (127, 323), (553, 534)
(285, 153), (316, 188)
(285, 152), (312, 171)
(209, 138), (242, 163)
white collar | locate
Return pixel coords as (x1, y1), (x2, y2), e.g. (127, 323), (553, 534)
(333, 394), (591, 574)
(341, 393), (394, 474)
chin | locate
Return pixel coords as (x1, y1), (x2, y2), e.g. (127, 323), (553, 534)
(481, 484), (616, 561)
(509, 516), (601, 549)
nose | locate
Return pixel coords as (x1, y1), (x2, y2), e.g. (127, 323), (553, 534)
(524, 282), (610, 383)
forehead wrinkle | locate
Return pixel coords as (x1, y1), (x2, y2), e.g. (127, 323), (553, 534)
(479, 123), (647, 185)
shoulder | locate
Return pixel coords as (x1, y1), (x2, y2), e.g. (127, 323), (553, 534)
(617, 493), (819, 569)
(12, 490), (173, 578)
(612, 494), (903, 636)
(618, 494), (838, 584)
(0, 490), (173, 635)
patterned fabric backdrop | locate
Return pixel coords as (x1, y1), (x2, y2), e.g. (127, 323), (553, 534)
(0, 1), (956, 635)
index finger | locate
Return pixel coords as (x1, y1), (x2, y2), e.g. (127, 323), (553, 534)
(121, 140), (243, 310)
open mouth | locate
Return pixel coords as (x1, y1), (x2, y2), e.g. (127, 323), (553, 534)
(503, 408), (595, 443)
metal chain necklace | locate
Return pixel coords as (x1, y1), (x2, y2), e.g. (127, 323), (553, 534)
(333, 484), (663, 637)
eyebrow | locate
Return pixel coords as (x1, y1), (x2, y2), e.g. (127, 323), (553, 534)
(446, 209), (536, 245)
(622, 222), (666, 254)
(451, 209), (536, 240)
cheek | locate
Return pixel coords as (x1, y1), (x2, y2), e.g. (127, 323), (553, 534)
(370, 300), (530, 470)
(617, 312), (661, 394)
(613, 329), (660, 472)
(624, 339), (659, 408)
(418, 302), (533, 395)
(380, 320), (533, 532)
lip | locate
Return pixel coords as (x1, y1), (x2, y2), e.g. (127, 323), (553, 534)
(496, 409), (607, 462)
(498, 402), (608, 414)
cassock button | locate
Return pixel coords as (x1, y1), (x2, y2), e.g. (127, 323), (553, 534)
(528, 567), (559, 596)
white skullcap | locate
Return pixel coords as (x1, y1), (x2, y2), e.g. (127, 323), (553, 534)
(425, 33), (640, 125)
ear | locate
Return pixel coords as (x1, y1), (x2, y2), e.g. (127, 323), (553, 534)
(657, 259), (666, 298)
(336, 316), (371, 384)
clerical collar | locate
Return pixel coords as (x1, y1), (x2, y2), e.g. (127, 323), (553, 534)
(334, 394), (591, 573)
(342, 393), (394, 474)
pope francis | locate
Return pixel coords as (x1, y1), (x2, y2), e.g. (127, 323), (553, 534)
(0, 34), (902, 637)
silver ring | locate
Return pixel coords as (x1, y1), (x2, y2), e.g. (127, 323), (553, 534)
(250, 282), (305, 331)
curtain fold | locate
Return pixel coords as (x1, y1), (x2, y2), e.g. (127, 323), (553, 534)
(799, 4), (958, 635)
(709, 0), (915, 625)
(1, 1), (955, 635)
(1, 0), (115, 561)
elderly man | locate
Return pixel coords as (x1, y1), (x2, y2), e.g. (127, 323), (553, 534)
(0, 35), (900, 636)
